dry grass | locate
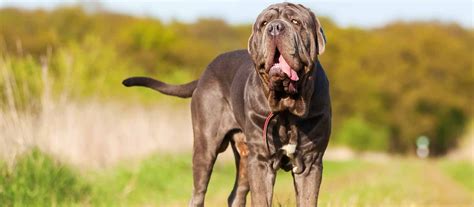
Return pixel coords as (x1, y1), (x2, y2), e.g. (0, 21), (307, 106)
(0, 101), (193, 168)
(0, 54), (194, 168)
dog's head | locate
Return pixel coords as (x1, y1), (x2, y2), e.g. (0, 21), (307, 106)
(248, 3), (326, 115)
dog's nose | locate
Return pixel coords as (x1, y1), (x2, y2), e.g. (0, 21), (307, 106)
(267, 21), (285, 36)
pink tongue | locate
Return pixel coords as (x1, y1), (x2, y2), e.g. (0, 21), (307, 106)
(278, 55), (299, 81)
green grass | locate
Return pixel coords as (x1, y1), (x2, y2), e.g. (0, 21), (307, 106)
(439, 160), (474, 192)
(89, 154), (195, 206)
(86, 155), (374, 206)
(0, 149), (91, 206)
(1, 150), (473, 206)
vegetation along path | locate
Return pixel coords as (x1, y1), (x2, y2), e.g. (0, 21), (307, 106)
(1, 151), (473, 206)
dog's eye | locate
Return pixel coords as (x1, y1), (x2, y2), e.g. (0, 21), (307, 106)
(261, 21), (268, 27)
(291, 19), (299, 25)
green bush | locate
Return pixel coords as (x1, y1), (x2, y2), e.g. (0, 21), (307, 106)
(0, 36), (183, 108)
(0, 149), (91, 206)
(333, 116), (390, 152)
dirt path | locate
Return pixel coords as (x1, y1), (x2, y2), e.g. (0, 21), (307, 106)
(316, 158), (473, 207)
(416, 160), (473, 206)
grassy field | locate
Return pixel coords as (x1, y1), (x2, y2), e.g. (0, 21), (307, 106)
(0, 96), (472, 206)
(1, 150), (473, 207)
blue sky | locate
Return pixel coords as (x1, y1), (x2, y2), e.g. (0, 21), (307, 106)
(0, 0), (472, 28)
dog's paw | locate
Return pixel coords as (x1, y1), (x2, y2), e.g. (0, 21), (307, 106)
(292, 166), (304, 174)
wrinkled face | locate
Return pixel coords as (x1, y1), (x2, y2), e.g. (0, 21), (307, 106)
(248, 3), (326, 94)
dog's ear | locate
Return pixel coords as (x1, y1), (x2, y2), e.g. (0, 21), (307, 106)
(307, 9), (327, 57)
(248, 23), (259, 64)
(315, 17), (326, 55)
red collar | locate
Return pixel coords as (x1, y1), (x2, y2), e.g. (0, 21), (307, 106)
(262, 112), (275, 152)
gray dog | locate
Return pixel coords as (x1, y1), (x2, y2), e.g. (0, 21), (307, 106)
(123, 2), (331, 207)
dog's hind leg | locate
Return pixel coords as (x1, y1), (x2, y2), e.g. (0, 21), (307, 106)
(228, 132), (250, 207)
(189, 94), (236, 207)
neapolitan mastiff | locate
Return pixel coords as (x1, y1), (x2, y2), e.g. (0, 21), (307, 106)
(123, 2), (331, 206)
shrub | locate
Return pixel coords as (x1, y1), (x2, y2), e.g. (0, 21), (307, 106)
(0, 149), (91, 206)
(333, 116), (390, 152)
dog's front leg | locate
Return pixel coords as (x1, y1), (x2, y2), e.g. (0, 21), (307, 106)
(292, 153), (324, 207)
(247, 142), (276, 207)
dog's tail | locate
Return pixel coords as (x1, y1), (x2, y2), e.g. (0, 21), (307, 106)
(122, 77), (198, 98)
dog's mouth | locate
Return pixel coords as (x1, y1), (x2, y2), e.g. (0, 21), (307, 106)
(270, 48), (299, 81)
(267, 47), (300, 95)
